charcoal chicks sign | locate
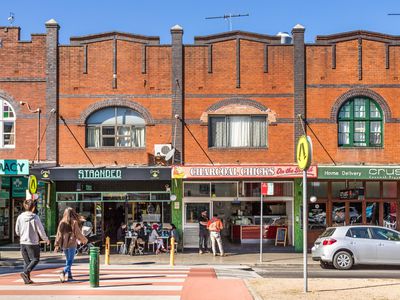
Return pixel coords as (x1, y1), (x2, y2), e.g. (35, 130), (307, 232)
(172, 165), (317, 179)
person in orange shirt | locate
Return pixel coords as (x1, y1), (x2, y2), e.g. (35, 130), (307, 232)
(207, 214), (225, 256)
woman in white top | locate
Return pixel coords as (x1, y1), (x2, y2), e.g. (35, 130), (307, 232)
(149, 224), (165, 254)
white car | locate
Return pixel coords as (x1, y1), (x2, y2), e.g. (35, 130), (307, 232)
(312, 225), (400, 270)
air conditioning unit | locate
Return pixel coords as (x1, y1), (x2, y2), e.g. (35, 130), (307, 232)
(154, 144), (172, 157)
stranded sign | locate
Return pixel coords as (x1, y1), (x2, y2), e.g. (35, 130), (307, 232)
(172, 165), (317, 179)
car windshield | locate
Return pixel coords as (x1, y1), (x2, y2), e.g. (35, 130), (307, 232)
(319, 228), (336, 238)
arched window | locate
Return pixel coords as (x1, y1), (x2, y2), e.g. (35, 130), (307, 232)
(86, 107), (145, 148)
(0, 99), (15, 148)
(338, 97), (383, 147)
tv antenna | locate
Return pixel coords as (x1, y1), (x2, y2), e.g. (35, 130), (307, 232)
(205, 13), (249, 31)
(388, 13), (400, 15)
(8, 12), (15, 25)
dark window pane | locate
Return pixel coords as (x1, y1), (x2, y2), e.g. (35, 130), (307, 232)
(102, 126), (115, 135)
(102, 137), (115, 147)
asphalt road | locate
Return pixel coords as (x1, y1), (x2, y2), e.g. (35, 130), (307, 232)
(254, 265), (400, 279)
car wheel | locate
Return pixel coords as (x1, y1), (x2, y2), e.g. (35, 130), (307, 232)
(333, 251), (353, 270)
(319, 261), (332, 269)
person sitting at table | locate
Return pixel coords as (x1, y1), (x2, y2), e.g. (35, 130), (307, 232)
(149, 224), (166, 254)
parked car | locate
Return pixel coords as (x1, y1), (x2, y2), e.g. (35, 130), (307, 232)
(312, 225), (400, 270)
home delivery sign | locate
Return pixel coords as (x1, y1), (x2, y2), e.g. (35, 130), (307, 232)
(318, 166), (400, 180)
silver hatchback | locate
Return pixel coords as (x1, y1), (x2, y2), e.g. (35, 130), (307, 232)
(312, 225), (400, 270)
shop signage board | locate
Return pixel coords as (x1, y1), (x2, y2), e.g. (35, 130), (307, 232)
(318, 166), (400, 180)
(30, 167), (171, 181)
(12, 177), (28, 198)
(172, 165), (317, 179)
(0, 160), (29, 175)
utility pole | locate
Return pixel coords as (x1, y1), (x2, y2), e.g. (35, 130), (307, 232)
(205, 13), (249, 31)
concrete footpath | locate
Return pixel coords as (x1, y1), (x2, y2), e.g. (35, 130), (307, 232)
(0, 250), (317, 268)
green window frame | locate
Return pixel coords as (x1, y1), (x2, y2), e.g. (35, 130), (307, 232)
(338, 97), (383, 147)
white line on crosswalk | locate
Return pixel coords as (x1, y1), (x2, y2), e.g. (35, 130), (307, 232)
(13, 278), (185, 283)
(1, 297), (180, 300)
(36, 274), (187, 278)
(0, 285), (183, 291)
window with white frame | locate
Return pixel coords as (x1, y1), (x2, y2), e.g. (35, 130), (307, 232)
(0, 99), (15, 148)
(209, 115), (267, 148)
(86, 107), (145, 148)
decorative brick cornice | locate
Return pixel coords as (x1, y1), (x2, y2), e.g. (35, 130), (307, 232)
(0, 90), (21, 116)
(79, 99), (155, 125)
(316, 30), (400, 44)
(194, 30), (281, 45)
(70, 31), (160, 45)
(206, 98), (268, 112)
(331, 88), (392, 121)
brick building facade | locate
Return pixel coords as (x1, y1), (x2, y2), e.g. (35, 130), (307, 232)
(1, 20), (399, 250)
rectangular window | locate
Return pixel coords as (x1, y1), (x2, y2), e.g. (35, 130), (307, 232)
(354, 98), (366, 118)
(184, 183), (210, 197)
(338, 121), (350, 145)
(353, 121), (366, 146)
(209, 116), (266, 148)
(87, 127), (100, 147)
(370, 121), (381, 145)
(211, 182), (238, 197)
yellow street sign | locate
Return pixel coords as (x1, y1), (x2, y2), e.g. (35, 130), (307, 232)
(28, 175), (38, 195)
(296, 135), (312, 171)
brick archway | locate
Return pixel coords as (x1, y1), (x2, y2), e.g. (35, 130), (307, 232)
(206, 98), (269, 112)
(79, 99), (155, 125)
(331, 88), (391, 121)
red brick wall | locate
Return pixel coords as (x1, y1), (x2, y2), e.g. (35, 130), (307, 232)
(183, 39), (295, 165)
(306, 39), (400, 164)
(58, 39), (173, 166)
(0, 28), (47, 161)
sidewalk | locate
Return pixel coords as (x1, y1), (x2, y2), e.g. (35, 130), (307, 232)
(0, 250), (318, 268)
(247, 278), (400, 300)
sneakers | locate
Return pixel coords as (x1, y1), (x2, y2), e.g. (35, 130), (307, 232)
(199, 250), (204, 254)
(20, 272), (31, 284)
(59, 271), (65, 283)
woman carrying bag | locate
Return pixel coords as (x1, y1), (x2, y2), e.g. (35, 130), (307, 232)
(54, 207), (88, 282)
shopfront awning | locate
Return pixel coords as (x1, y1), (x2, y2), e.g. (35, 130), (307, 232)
(30, 167), (171, 181)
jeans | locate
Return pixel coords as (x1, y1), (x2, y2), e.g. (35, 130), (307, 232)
(20, 244), (40, 275)
(210, 231), (224, 255)
(199, 232), (209, 251)
(63, 247), (76, 277)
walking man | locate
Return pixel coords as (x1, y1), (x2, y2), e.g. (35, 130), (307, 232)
(208, 214), (225, 256)
(198, 210), (209, 254)
(15, 199), (49, 284)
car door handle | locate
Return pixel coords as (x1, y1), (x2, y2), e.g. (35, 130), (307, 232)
(378, 243), (384, 246)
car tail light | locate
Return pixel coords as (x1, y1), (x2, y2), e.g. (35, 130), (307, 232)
(322, 238), (337, 246)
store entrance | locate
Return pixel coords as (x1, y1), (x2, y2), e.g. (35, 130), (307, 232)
(103, 202), (126, 243)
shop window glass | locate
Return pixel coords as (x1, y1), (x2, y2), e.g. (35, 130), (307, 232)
(184, 183), (210, 197)
(349, 202), (362, 224)
(332, 202), (346, 226)
(383, 182), (397, 198)
(383, 202), (397, 228)
(332, 182), (346, 199)
(366, 202), (379, 225)
(162, 202), (172, 223)
(78, 193), (102, 201)
(366, 182), (380, 198)
(211, 182), (237, 197)
(57, 193), (77, 202)
(307, 182), (328, 198)
(244, 182), (261, 197)
(185, 203), (209, 223)
(308, 203), (326, 229)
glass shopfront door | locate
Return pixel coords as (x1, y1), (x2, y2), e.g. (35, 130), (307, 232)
(183, 202), (211, 248)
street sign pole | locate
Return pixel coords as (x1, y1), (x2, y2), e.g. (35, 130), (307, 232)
(296, 134), (312, 294)
(303, 170), (308, 292)
(259, 192), (263, 263)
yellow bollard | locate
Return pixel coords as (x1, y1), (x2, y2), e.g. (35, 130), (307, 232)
(105, 236), (110, 265)
(170, 237), (175, 267)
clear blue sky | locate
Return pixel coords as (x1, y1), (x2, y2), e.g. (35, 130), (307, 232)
(3, 1), (400, 44)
